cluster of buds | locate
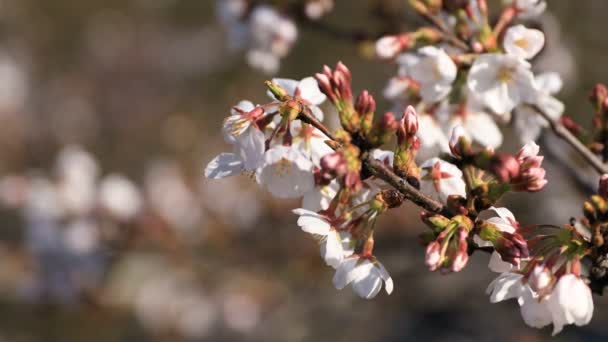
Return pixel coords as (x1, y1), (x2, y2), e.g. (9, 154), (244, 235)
(319, 144), (363, 191)
(315, 62), (358, 132)
(422, 213), (473, 273)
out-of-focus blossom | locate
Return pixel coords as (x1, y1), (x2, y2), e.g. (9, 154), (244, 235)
(503, 25), (545, 60)
(98, 174), (142, 221)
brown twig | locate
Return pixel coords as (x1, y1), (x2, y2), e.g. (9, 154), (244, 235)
(534, 105), (608, 175)
(363, 153), (447, 214)
(299, 106), (338, 141)
(298, 110), (447, 215)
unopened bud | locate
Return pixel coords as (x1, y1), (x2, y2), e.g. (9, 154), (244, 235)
(425, 241), (442, 271)
(401, 105), (419, 136)
(491, 153), (520, 183)
(355, 90), (376, 116)
(451, 227), (469, 272)
(449, 125), (469, 158)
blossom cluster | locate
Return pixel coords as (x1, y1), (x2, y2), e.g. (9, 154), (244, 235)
(378, 0), (563, 155)
(205, 0), (608, 336)
(216, 0), (334, 74)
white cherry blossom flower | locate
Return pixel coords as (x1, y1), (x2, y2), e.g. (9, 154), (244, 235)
(519, 287), (553, 329)
(409, 46), (457, 103)
(419, 158), (466, 203)
(302, 180), (339, 212)
(486, 272), (525, 303)
(248, 5), (298, 74)
(290, 120), (333, 166)
(293, 209), (352, 268)
(268, 77), (326, 120)
(546, 274), (594, 335)
(447, 95), (503, 149)
(417, 112), (451, 156)
(258, 145), (315, 198)
(503, 25), (545, 60)
(514, 72), (564, 144)
(205, 130), (265, 181)
(467, 53), (535, 114)
(333, 256), (393, 299)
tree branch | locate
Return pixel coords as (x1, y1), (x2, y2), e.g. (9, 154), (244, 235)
(363, 153), (447, 214)
(534, 105), (608, 175)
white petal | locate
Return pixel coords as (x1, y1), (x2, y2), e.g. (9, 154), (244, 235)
(535, 72), (563, 94)
(204, 153), (243, 179)
(464, 112), (503, 148)
(520, 287), (552, 329)
(297, 77), (326, 105)
(322, 231), (344, 268)
(333, 258), (358, 290)
(293, 208), (331, 235)
(487, 272), (525, 303)
(236, 128), (266, 170)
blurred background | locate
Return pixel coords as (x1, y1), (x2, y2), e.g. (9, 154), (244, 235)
(0, 0), (605, 341)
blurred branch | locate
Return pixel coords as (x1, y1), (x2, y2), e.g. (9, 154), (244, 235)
(534, 106), (608, 175)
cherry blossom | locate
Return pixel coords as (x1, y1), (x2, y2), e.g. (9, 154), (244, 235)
(333, 255), (393, 299)
(293, 209), (353, 268)
(408, 46), (457, 103)
(503, 25), (545, 60)
(467, 53), (535, 114)
(258, 145), (315, 198)
(547, 274), (594, 335)
(419, 158), (466, 203)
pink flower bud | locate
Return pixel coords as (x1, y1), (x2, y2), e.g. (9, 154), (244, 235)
(381, 112), (399, 131)
(494, 231), (529, 266)
(599, 174), (608, 199)
(314, 72), (337, 103)
(425, 241), (442, 271)
(335, 61), (352, 84)
(451, 228), (469, 272)
(451, 250), (469, 272)
(355, 90), (376, 114)
(491, 153), (520, 183)
(403, 105), (419, 134)
(448, 126), (468, 158)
